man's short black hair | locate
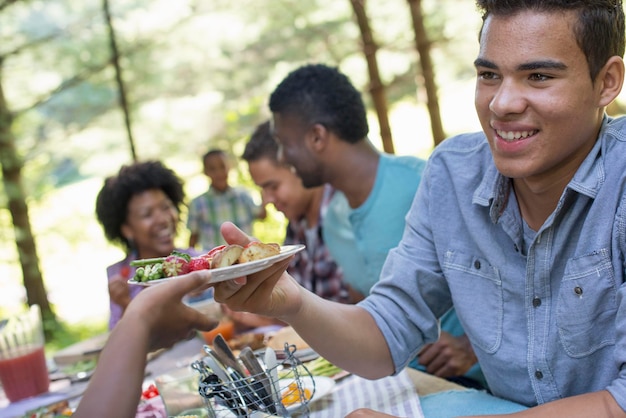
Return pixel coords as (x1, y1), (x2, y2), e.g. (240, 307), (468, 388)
(269, 64), (369, 144)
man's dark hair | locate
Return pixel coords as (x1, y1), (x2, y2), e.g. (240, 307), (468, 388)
(95, 160), (185, 252)
(268, 64), (369, 144)
(242, 120), (282, 164)
(476, 0), (625, 80)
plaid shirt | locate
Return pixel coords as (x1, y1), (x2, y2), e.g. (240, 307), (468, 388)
(187, 186), (260, 251)
(284, 185), (350, 303)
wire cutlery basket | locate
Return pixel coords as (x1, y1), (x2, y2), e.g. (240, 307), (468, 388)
(192, 343), (316, 417)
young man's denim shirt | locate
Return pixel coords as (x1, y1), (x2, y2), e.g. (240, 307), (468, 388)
(360, 115), (626, 410)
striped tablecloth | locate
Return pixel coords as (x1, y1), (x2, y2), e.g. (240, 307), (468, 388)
(305, 369), (424, 417)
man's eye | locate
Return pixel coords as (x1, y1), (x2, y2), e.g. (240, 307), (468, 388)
(477, 71), (498, 80)
(529, 73), (551, 82)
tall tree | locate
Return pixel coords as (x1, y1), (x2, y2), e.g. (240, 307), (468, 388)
(349, 0), (394, 154)
(406, 0), (446, 146)
(0, 60), (56, 326)
(102, 0), (137, 162)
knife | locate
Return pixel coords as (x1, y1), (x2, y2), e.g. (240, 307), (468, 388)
(202, 355), (248, 416)
(206, 345), (270, 413)
(212, 333), (247, 376)
(239, 347), (276, 414)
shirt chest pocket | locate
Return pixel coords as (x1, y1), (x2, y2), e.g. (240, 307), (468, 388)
(443, 251), (503, 354)
(557, 250), (617, 358)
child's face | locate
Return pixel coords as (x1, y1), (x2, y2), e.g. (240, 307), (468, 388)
(204, 154), (230, 191)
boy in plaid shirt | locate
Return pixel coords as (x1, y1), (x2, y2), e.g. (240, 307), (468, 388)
(187, 149), (265, 251)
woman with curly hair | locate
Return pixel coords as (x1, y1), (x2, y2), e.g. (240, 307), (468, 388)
(95, 160), (193, 329)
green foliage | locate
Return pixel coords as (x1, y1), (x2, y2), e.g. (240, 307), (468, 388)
(44, 318), (108, 354)
(253, 206), (288, 245)
(40, 82), (117, 128)
(0, 0), (493, 329)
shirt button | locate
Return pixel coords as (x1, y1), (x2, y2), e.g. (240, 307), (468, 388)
(474, 260), (481, 269)
(535, 370), (543, 379)
(532, 297), (541, 308)
(574, 286), (583, 296)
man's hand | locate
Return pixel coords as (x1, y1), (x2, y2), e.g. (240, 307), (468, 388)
(417, 332), (477, 378)
(212, 222), (302, 321)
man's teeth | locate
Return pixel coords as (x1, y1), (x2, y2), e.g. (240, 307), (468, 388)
(496, 130), (536, 141)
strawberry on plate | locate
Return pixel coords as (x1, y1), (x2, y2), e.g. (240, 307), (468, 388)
(161, 251), (191, 277)
(187, 257), (210, 272)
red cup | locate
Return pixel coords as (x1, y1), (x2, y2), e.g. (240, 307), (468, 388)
(0, 305), (50, 403)
(0, 345), (49, 402)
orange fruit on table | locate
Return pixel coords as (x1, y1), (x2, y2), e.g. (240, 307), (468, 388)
(201, 319), (235, 344)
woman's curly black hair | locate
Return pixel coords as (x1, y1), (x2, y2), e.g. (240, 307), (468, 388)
(95, 160), (185, 252)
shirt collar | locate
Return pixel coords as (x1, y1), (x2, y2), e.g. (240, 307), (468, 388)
(473, 116), (610, 224)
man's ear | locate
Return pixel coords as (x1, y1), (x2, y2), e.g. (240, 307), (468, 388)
(597, 56), (625, 107)
(308, 123), (330, 152)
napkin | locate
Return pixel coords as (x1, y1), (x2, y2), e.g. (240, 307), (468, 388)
(306, 369), (424, 417)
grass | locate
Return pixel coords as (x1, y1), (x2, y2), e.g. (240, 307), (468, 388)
(44, 318), (108, 355)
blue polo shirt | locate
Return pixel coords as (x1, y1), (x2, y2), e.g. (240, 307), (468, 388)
(323, 153), (426, 296)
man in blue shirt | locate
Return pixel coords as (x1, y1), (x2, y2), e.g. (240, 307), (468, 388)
(268, 63), (484, 387)
(214, 0), (626, 416)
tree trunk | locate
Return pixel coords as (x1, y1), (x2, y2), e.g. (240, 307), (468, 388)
(103, 0), (137, 162)
(349, 0), (395, 154)
(406, 0), (446, 146)
(0, 61), (56, 327)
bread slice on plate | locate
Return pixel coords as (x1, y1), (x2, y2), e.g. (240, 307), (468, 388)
(238, 242), (280, 264)
(210, 244), (244, 268)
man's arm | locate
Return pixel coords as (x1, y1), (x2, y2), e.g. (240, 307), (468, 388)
(214, 221), (396, 379)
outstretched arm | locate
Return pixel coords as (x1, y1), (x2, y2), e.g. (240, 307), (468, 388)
(213, 222), (395, 379)
(73, 272), (216, 418)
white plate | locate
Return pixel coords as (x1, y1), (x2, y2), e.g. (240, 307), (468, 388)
(128, 244), (305, 286)
(280, 375), (335, 413)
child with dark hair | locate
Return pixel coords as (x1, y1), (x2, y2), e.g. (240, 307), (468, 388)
(187, 149), (266, 251)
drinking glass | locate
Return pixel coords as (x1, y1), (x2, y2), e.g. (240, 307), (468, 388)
(0, 304), (50, 403)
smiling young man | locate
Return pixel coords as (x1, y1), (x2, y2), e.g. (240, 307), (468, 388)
(267, 63), (486, 387)
(213, 0), (626, 416)
(242, 120), (354, 304)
